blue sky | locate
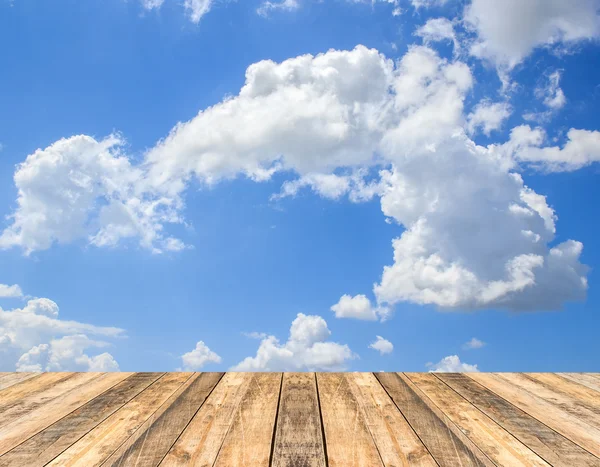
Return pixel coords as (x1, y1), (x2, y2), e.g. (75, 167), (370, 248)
(0, 0), (599, 373)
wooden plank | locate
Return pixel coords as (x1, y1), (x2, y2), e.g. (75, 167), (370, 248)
(317, 372), (383, 467)
(102, 372), (223, 467)
(159, 372), (255, 466)
(407, 373), (550, 466)
(45, 373), (192, 467)
(0, 373), (163, 467)
(559, 373), (600, 393)
(436, 373), (600, 467)
(0, 372), (76, 415)
(525, 373), (600, 411)
(375, 372), (493, 467)
(347, 373), (436, 467)
(271, 373), (326, 467)
(0, 373), (40, 392)
(469, 373), (600, 457)
(213, 372), (282, 467)
(496, 373), (600, 428)
(0, 373), (99, 430)
(0, 372), (131, 456)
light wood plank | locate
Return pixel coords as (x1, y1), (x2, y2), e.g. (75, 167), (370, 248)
(559, 373), (600, 393)
(376, 372), (493, 467)
(347, 373), (436, 467)
(436, 373), (600, 467)
(213, 372), (282, 467)
(0, 373), (163, 467)
(45, 373), (191, 467)
(103, 372), (223, 467)
(0, 372), (131, 456)
(159, 372), (255, 466)
(469, 373), (600, 457)
(496, 373), (600, 428)
(317, 372), (384, 467)
(0, 373), (76, 415)
(271, 373), (326, 467)
(525, 373), (600, 411)
(407, 373), (550, 466)
(0, 373), (40, 392)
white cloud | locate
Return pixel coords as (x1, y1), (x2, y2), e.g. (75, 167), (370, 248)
(369, 335), (393, 355)
(140, 0), (164, 10)
(428, 355), (479, 372)
(415, 18), (458, 50)
(536, 71), (566, 110)
(257, 0), (300, 17)
(0, 293), (124, 372)
(467, 100), (512, 136)
(330, 294), (390, 321)
(184, 0), (213, 23)
(464, 0), (600, 69)
(232, 313), (356, 371)
(0, 283), (23, 298)
(462, 337), (485, 349)
(242, 331), (268, 339)
(180, 341), (222, 370)
(411, 0), (448, 9)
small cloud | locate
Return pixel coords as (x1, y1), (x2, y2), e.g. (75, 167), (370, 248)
(427, 355), (479, 372)
(242, 331), (268, 340)
(369, 336), (394, 355)
(462, 337), (486, 350)
(180, 341), (222, 371)
(331, 294), (390, 321)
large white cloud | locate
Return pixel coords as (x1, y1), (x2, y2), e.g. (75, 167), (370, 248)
(464, 0), (600, 69)
(2, 44), (594, 313)
(0, 293), (124, 372)
(232, 313), (355, 371)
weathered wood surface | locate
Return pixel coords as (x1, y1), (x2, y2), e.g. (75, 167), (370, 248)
(0, 372), (597, 466)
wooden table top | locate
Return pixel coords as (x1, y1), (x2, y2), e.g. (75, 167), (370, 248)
(0, 372), (598, 466)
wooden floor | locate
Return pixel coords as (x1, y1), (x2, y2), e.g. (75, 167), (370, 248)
(0, 373), (598, 466)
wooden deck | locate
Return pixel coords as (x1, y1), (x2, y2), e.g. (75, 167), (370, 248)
(0, 373), (598, 466)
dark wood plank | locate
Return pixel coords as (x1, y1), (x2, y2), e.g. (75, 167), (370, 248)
(317, 373), (384, 467)
(103, 372), (223, 467)
(0, 373), (40, 392)
(45, 373), (192, 467)
(348, 373), (436, 466)
(436, 373), (600, 467)
(0, 373), (132, 456)
(271, 373), (326, 467)
(159, 372), (254, 466)
(559, 373), (600, 393)
(469, 373), (600, 457)
(213, 373), (282, 467)
(375, 372), (493, 467)
(0, 373), (163, 467)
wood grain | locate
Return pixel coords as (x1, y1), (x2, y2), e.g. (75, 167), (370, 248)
(317, 372), (384, 467)
(103, 372), (223, 467)
(347, 372), (436, 467)
(159, 372), (255, 466)
(213, 372), (282, 467)
(45, 373), (191, 467)
(558, 373), (600, 392)
(0, 372), (131, 456)
(0, 373), (40, 392)
(375, 372), (493, 467)
(0, 373), (162, 467)
(524, 373), (600, 412)
(469, 372), (600, 457)
(436, 373), (600, 467)
(407, 373), (549, 466)
(271, 373), (326, 467)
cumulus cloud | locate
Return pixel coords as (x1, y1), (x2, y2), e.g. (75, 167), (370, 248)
(464, 0), (600, 69)
(232, 313), (356, 371)
(330, 294), (389, 321)
(428, 355), (479, 372)
(0, 283), (23, 298)
(462, 337), (485, 349)
(415, 18), (458, 51)
(0, 294), (124, 372)
(3, 44), (593, 313)
(369, 335), (393, 355)
(467, 100), (512, 136)
(180, 341), (222, 370)
(536, 71), (567, 110)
